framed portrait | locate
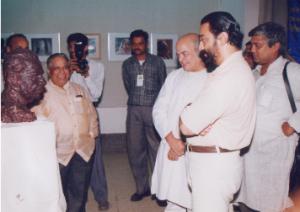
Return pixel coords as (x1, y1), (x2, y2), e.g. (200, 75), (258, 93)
(86, 33), (101, 60)
(26, 33), (60, 62)
(108, 33), (131, 61)
(150, 33), (178, 67)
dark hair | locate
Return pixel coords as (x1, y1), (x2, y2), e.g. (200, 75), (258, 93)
(129, 29), (149, 44)
(201, 11), (243, 49)
(47, 53), (69, 68)
(248, 22), (286, 56)
(67, 33), (88, 46)
(6, 33), (28, 48)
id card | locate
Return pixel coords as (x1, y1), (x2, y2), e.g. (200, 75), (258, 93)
(136, 74), (144, 87)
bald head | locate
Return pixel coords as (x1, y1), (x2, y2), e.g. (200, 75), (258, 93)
(176, 33), (204, 72)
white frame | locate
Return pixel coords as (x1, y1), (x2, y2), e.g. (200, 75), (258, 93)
(108, 33), (131, 61)
(86, 33), (101, 60)
(26, 33), (60, 62)
(150, 33), (178, 67)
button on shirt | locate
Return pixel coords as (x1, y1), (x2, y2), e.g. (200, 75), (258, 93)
(32, 80), (99, 166)
(180, 51), (256, 150)
(122, 54), (167, 106)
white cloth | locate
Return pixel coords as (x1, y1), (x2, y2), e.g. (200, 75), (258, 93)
(181, 51), (256, 150)
(1, 119), (66, 212)
(151, 68), (207, 209)
(237, 57), (300, 212)
(70, 59), (104, 103)
(187, 151), (242, 212)
(180, 51), (256, 212)
(165, 201), (190, 212)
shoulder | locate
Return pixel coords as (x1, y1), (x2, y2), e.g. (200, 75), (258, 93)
(148, 54), (164, 63)
(123, 56), (135, 66)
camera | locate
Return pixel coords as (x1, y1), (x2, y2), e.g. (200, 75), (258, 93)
(74, 41), (88, 72)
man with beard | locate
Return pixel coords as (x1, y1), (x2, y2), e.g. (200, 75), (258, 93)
(122, 29), (167, 204)
(179, 11), (256, 212)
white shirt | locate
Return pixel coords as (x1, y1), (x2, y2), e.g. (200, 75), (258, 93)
(70, 59), (104, 103)
(180, 51), (256, 150)
(151, 67), (207, 208)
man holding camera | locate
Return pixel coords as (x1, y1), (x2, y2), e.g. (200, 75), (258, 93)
(67, 33), (109, 211)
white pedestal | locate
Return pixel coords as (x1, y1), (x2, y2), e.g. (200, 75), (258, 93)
(1, 119), (66, 212)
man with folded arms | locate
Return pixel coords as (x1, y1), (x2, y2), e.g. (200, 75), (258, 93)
(179, 11), (256, 212)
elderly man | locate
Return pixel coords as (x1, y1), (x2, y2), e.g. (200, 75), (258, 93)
(179, 11), (256, 212)
(151, 33), (207, 212)
(33, 53), (99, 212)
(237, 22), (300, 212)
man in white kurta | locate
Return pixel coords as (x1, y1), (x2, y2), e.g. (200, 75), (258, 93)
(180, 12), (256, 212)
(151, 33), (207, 212)
(237, 22), (300, 212)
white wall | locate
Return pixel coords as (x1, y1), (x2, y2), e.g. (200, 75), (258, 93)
(3, 0), (253, 133)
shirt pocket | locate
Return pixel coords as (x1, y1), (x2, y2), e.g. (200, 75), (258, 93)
(73, 95), (85, 114)
(257, 86), (273, 109)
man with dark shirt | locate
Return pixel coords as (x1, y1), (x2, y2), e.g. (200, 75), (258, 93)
(122, 29), (167, 203)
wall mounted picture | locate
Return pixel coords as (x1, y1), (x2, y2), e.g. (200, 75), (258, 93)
(26, 33), (60, 62)
(150, 33), (178, 67)
(108, 33), (131, 61)
(86, 33), (101, 60)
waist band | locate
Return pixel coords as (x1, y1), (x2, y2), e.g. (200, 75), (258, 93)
(186, 145), (236, 153)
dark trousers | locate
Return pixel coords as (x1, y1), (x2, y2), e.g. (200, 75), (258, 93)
(126, 105), (161, 194)
(90, 137), (108, 204)
(59, 153), (93, 212)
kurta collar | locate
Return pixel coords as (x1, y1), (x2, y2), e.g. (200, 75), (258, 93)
(213, 51), (243, 74)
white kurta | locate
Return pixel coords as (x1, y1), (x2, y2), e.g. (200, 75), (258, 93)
(237, 57), (300, 212)
(151, 68), (207, 209)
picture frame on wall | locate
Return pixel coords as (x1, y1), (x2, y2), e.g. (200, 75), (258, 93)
(86, 33), (101, 60)
(150, 33), (178, 67)
(108, 33), (131, 61)
(26, 33), (60, 62)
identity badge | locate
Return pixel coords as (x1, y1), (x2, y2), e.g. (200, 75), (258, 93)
(136, 74), (144, 87)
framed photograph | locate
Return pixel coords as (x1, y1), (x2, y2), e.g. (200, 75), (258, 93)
(26, 33), (60, 62)
(150, 33), (178, 67)
(108, 33), (131, 61)
(86, 33), (101, 60)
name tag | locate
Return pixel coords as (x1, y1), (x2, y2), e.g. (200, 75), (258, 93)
(136, 74), (144, 87)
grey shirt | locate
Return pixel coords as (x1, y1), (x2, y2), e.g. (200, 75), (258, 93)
(122, 53), (167, 106)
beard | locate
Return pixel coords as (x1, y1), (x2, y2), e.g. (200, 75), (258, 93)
(199, 50), (217, 73)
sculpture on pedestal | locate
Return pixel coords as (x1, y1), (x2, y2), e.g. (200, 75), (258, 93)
(1, 48), (46, 123)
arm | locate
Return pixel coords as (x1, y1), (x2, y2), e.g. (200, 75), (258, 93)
(180, 78), (231, 135)
(122, 62), (130, 94)
(84, 61), (105, 101)
(83, 88), (99, 138)
(157, 58), (167, 88)
(283, 62), (300, 135)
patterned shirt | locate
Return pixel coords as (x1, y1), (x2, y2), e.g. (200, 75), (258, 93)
(122, 53), (167, 106)
(32, 80), (99, 166)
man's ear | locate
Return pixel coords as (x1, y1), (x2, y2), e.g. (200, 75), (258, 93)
(272, 42), (281, 53)
(217, 32), (229, 46)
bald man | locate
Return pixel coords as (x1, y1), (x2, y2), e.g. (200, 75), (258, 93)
(151, 33), (207, 212)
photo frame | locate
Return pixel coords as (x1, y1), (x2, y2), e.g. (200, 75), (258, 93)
(150, 33), (178, 67)
(108, 33), (131, 61)
(86, 33), (101, 60)
(26, 33), (60, 62)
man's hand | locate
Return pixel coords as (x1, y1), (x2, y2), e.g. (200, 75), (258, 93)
(282, 122), (295, 137)
(69, 59), (89, 77)
(168, 149), (179, 161)
(165, 132), (185, 156)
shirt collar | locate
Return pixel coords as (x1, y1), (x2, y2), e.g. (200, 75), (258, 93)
(49, 80), (70, 92)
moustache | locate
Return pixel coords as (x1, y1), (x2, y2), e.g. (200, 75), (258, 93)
(199, 50), (217, 73)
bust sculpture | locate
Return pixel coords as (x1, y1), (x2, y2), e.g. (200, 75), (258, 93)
(1, 48), (46, 123)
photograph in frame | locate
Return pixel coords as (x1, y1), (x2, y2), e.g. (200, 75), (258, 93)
(86, 33), (101, 60)
(108, 33), (131, 61)
(26, 33), (60, 62)
(150, 33), (178, 67)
